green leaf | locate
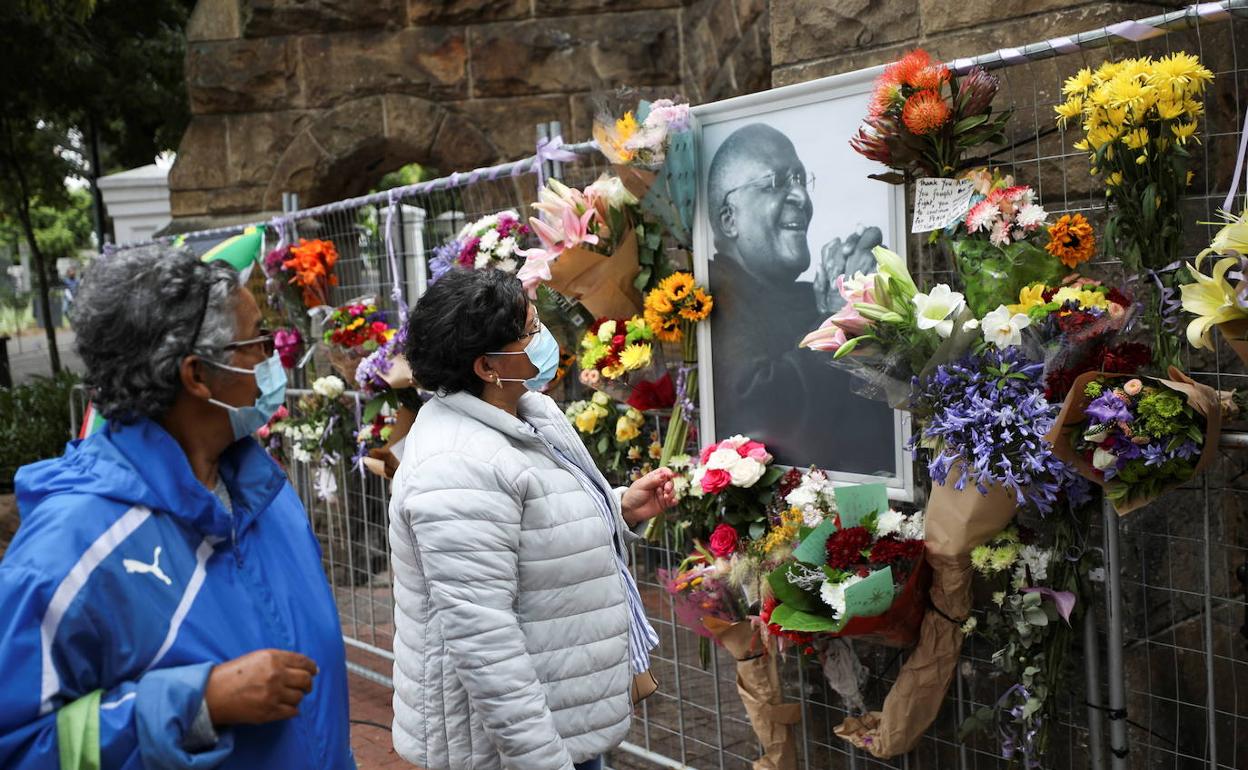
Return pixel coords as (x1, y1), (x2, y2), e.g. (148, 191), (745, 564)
(951, 113), (990, 135)
(748, 521), (765, 539)
(758, 465), (785, 488)
(634, 266), (652, 293)
(362, 397), (385, 424)
(597, 435), (609, 454)
(766, 565), (821, 611)
(769, 602), (846, 632)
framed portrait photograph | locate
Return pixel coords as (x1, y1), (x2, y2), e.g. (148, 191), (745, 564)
(691, 66), (915, 500)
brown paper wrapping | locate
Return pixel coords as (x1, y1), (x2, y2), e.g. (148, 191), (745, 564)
(1045, 368), (1226, 515)
(612, 165), (658, 202)
(836, 462), (1016, 758)
(1217, 319), (1248, 369)
(547, 229), (642, 320)
(703, 619), (801, 770)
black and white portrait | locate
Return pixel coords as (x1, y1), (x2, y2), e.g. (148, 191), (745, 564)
(693, 71), (912, 493)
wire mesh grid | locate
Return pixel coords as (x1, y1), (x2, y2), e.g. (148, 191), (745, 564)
(80, 7), (1245, 769)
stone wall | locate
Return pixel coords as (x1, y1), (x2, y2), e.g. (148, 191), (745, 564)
(169, 0), (769, 226)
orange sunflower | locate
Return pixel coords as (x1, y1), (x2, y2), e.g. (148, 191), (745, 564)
(1045, 213), (1096, 268)
(646, 308), (683, 343)
(678, 287), (714, 322)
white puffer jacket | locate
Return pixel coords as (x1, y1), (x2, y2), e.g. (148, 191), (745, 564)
(388, 390), (639, 770)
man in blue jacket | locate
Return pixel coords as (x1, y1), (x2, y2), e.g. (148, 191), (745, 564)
(0, 244), (356, 768)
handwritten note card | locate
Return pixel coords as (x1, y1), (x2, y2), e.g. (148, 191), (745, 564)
(911, 178), (975, 233)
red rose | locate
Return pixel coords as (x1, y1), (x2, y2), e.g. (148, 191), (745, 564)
(612, 334), (626, 348)
(700, 468), (732, 494)
(708, 523), (739, 558)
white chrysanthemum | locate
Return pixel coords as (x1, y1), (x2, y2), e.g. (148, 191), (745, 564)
(875, 509), (905, 537)
(801, 505), (825, 528)
(1014, 544), (1051, 585)
(900, 511), (925, 541)
(786, 485), (818, 508)
(819, 574), (865, 619)
(1015, 203), (1047, 229)
(478, 228), (500, 252)
(474, 250), (490, 270)
(496, 257), (517, 273)
(497, 236), (516, 257)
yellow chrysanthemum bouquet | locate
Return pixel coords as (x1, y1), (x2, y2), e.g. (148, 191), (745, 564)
(1056, 52), (1214, 366)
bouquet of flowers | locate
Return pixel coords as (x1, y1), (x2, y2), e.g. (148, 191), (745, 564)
(1180, 206), (1248, 366)
(801, 245), (976, 408)
(577, 315), (663, 402)
(593, 94), (695, 245)
(850, 48), (1011, 182)
(1056, 52), (1214, 367)
(642, 272), (714, 462)
(764, 482), (928, 645)
(352, 324), (423, 480)
(429, 210), (530, 281)
(265, 375), (355, 500)
(673, 435), (783, 540)
(320, 299), (395, 383)
(517, 175), (650, 319)
(265, 238), (340, 311)
(1045, 370), (1235, 513)
(658, 543), (751, 641)
(565, 392), (661, 486)
(1003, 275), (1142, 401)
(943, 170), (1064, 316)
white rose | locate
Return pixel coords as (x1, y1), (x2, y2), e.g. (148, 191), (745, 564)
(728, 456), (765, 487)
(312, 375), (345, 399)
(586, 174), (638, 208)
(706, 446), (744, 471)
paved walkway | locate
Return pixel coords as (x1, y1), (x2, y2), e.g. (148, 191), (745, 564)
(6, 326), (83, 384)
(348, 672), (416, 769)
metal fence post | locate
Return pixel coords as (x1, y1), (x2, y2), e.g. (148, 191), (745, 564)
(1101, 499), (1129, 770)
(1083, 595), (1106, 770)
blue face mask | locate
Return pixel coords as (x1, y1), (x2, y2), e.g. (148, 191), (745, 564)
(489, 323), (561, 391)
(204, 353), (289, 440)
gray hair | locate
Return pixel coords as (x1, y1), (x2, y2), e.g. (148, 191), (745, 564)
(72, 244), (240, 423)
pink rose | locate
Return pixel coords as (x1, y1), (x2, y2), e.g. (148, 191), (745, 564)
(699, 442), (719, 466)
(700, 468), (732, 494)
(708, 523), (739, 557)
(257, 425), (270, 440)
(746, 446), (772, 463)
(274, 405), (289, 420)
(737, 440), (766, 458)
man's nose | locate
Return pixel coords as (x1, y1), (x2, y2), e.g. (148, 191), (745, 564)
(785, 179), (812, 208)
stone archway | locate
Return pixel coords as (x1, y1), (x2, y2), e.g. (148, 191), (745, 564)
(262, 94), (498, 209)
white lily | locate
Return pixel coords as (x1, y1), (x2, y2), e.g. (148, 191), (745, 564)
(980, 304), (1032, 348)
(872, 246), (917, 301)
(912, 284), (965, 338)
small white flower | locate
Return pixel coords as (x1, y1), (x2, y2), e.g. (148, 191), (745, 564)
(913, 284), (966, 339)
(478, 228), (500, 252)
(962, 318), (980, 332)
(900, 511), (926, 541)
(980, 304), (1031, 348)
(786, 485), (819, 508)
(1015, 203), (1047, 229)
(312, 375), (346, 399)
(819, 574), (865, 619)
(671, 476), (690, 500)
(801, 505), (825, 528)
(875, 509), (905, 537)
(689, 467), (707, 497)
(1015, 544), (1051, 584)
(474, 250), (490, 270)
(1092, 447), (1118, 470)
(597, 319), (617, 342)
(961, 616), (979, 634)
(497, 236), (516, 257)
(496, 257), (517, 273)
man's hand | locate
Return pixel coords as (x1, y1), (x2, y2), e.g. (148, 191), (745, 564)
(813, 226), (884, 315)
(204, 649), (318, 726)
(621, 468), (678, 527)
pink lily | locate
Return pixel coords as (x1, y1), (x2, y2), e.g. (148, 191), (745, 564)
(799, 317), (848, 351)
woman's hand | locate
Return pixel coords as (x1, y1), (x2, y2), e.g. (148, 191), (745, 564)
(621, 468), (678, 527)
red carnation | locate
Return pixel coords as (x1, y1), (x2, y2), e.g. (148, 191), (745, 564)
(825, 526), (872, 570)
(708, 523), (740, 558)
(612, 334), (626, 349)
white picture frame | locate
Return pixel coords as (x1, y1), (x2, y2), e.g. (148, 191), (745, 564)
(691, 65), (916, 501)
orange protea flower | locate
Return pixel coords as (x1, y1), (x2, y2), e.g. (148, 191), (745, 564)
(901, 90), (951, 135)
(882, 48), (933, 88)
(678, 287), (714, 322)
(1046, 213), (1097, 268)
(910, 64), (950, 92)
(869, 80), (904, 118)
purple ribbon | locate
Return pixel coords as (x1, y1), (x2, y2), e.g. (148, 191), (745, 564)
(534, 135), (579, 189)
(384, 189), (409, 323)
(1146, 263), (1184, 332)
(1222, 101), (1248, 214)
(673, 364), (696, 423)
(351, 392), (367, 480)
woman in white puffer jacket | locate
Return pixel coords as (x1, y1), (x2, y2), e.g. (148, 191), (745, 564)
(388, 269), (677, 770)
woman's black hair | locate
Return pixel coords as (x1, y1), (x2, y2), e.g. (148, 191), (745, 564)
(403, 268), (528, 396)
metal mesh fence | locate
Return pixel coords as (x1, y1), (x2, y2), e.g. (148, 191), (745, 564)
(80, 5), (1248, 769)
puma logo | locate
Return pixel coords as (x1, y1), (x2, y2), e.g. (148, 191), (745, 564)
(123, 546), (173, 586)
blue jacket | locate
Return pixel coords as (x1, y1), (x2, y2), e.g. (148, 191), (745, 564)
(0, 418), (356, 769)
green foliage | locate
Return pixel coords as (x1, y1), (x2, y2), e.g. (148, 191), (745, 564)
(0, 371), (80, 490)
(373, 163), (430, 193)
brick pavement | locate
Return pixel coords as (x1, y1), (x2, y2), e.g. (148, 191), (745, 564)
(348, 671), (417, 769)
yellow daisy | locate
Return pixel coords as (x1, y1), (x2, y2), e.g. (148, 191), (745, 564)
(1171, 121), (1198, 144)
(618, 343), (652, 371)
(1062, 68), (1094, 96)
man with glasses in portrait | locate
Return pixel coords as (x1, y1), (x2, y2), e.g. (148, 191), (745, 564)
(706, 123), (894, 475)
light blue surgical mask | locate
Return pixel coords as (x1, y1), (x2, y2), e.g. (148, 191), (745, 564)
(489, 323), (561, 391)
(204, 353), (289, 440)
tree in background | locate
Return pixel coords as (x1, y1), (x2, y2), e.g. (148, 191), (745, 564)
(0, 0), (194, 374)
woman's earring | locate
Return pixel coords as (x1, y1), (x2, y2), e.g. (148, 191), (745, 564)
(494, 375), (503, 389)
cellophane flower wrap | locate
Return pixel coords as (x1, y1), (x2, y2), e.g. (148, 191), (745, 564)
(801, 245), (976, 408)
(321, 299), (395, 383)
(850, 48), (1011, 181)
(942, 170), (1065, 317)
(658, 543), (750, 641)
(265, 376), (355, 500)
